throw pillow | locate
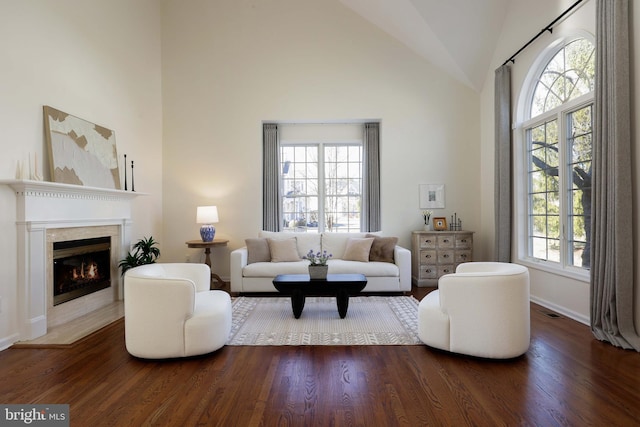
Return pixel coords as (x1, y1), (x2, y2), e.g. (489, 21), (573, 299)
(342, 237), (374, 262)
(267, 238), (301, 262)
(366, 234), (398, 263)
(245, 238), (271, 264)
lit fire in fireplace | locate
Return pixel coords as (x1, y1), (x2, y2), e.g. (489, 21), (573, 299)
(72, 261), (100, 280)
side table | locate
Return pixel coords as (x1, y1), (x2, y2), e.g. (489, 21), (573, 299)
(186, 239), (229, 289)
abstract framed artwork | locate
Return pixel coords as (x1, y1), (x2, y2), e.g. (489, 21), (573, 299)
(419, 184), (445, 209)
(43, 106), (121, 189)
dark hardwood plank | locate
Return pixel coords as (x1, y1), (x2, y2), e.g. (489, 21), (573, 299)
(1, 286), (640, 426)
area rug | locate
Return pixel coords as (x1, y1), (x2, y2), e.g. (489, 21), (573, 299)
(227, 296), (421, 346)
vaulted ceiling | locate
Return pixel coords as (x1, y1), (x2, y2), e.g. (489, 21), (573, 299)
(339, 0), (510, 92)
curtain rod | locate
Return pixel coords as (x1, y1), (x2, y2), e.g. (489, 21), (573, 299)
(502, 0), (585, 66)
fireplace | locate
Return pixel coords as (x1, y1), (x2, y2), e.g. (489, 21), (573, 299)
(1, 179), (140, 341)
(53, 237), (112, 306)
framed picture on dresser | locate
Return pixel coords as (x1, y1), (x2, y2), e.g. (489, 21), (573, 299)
(433, 217), (448, 231)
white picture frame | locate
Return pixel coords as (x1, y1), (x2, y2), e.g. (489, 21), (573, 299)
(419, 184), (445, 209)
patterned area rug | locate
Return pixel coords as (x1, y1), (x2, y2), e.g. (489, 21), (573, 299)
(227, 296), (421, 345)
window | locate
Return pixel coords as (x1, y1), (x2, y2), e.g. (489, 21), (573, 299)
(520, 37), (595, 272)
(280, 143), (363, 233)
(264, 122), (379, 233)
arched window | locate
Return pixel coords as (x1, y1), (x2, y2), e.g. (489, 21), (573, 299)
(519, 37), (595, 273)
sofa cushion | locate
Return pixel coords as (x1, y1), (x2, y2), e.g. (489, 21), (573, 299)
(366, 234), (398, 263)
(321, 232), (372, 259)
(342, 237), (374, 262)
(267, 238), (301, 262)
(243, 260), (310, 277)
(245, 238), (271, 264)
(327, 259), (399, 277)
(259, 230), (321, 258)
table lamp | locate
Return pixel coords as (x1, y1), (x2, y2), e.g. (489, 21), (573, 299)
(196, 205), (219, 242)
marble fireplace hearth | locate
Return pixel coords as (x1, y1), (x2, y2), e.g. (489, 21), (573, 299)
(1, 180), (141, 342)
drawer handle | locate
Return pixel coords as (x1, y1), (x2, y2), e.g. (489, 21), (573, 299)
(460, 254), (467, 259)
(461, 239), (467, 243)
(443, 269), (451, 273)
(443, 254), (449, 258)
(426, 269), (432, 273)
(425, 239), (432, 243)
(443, 239), (449, 243)
(425, 254), (431, 259)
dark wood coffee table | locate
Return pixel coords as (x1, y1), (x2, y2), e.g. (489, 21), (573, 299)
(272, 273), (367, 319)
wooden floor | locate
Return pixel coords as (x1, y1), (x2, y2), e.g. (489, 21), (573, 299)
(1, 286), (640, 426)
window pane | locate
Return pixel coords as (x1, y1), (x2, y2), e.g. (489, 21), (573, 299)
(527, 118), (561, 262)
(547, 239), (560, 262)
(281, 145), (318, 231)
(531, 39), (595, 117)
(324, 144), (362, 232)
(566, 105), (592, 269)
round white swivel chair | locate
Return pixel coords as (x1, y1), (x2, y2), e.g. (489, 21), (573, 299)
(124, 263), (232, 359)
(418, 262), (530, 359)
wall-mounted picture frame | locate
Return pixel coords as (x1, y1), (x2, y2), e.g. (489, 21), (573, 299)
(44, 106), (121, 189)
(419, 184), (445, 209)
(433, 217), (448, 231)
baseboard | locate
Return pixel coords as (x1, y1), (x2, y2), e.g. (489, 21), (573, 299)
(530, 296), (589, 326)
(0, 333), (20, 352)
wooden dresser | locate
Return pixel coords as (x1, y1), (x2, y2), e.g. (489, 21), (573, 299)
(411, 230), (474, 287)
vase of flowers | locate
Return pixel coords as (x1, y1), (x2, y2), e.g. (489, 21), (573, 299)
(304, 249), (332, 280)
(422, 210), (433, 231)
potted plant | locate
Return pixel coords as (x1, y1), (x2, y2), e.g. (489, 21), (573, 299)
(304, 249), (332, 280)
(118, 236), (161, 276)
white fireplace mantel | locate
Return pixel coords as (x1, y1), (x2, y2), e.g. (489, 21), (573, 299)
(1, 179), (144, 341)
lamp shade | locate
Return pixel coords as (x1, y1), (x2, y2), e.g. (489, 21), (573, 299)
(196, 206), (219, 224)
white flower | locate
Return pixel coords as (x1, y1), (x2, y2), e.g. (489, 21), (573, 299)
(422, 210), (433, 224)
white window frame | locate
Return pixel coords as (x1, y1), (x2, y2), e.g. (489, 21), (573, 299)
(514, 33), (594, 282)
(279, 139), (363, 233)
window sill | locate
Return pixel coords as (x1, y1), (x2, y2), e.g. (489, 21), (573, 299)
(517, 257), (590, 283)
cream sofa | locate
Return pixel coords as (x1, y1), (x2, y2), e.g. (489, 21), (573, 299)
(418, 262), (530, 359)
(230, 231), (411, 293)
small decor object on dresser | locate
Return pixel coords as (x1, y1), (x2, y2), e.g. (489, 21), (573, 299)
(433, 217), (448, 231)
(422, 210), (433, 231)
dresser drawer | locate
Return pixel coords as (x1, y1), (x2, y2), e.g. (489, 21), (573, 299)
(419, 236), (436, 249)
(455, 235), (473, 249)
(437, 265), (455, 277)
(455, 250), (472, 263)
(419, 265), (438, 279)
(437, 250), (454, 264)
(437, 235), (454, 248)
(419, 250), (436, 264)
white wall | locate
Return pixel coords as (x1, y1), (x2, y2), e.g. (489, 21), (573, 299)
(160, 0), (482, 275)
(480, 0), (640, 327)
(0, 0), (163, 348)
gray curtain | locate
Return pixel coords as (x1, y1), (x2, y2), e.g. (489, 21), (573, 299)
(263, 123), (281, 231)
(591, 0), (640, 351)
(494, 64), (512, 262)
(362, 122), (381, 232)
